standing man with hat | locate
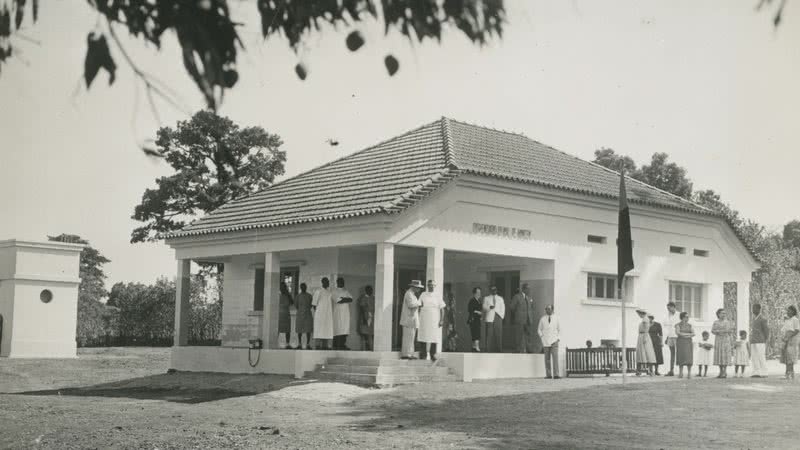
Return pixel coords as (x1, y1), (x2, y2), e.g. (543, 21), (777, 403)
(400, 280), (424, 359)
(482, 285), (506, 352)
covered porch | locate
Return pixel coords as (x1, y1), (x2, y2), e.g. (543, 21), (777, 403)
(170, 243), (555, 380)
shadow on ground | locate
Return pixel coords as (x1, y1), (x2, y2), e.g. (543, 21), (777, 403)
(14, 371), (316, 404)
(339, 378), (800, 449)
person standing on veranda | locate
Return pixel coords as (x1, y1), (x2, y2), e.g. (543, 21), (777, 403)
(332, 277), (354, 350)
(510, 284), (536, 353)
(663, 302), (680, 376)
(482, 285), (506, 352)
(538, 304), (561, 379)
(418, 279), (445, 361)
(400, 280), (424, 360)
(750, 303), (770, 378)
(467, 287), (483, 352)
(357, 285), (375, 351)
(278, 281), (294, 349)
(295, 283), (314, 350)
(311, 277), (334, 350)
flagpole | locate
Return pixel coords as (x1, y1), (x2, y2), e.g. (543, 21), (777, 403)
(620, 284), (626, 385)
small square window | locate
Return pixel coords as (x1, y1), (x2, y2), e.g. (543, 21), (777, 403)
(693, 249), (709, 257)
(670, 246), (686, 254)
(587, 235), (607, 244)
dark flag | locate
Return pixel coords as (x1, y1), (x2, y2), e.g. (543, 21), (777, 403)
(617, 169), (634, 286)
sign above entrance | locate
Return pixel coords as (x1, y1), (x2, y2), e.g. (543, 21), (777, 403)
(472, 223), (532, 240)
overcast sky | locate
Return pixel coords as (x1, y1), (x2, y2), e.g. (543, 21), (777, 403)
(1, 1), (798, 286)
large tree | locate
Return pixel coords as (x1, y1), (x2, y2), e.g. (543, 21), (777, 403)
(47, 233), (117, 345)
(131, 110), (286, 242)
(0, 0), (506, 112)
(591, 149), (693, 199)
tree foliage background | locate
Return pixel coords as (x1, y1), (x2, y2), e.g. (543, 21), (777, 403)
(593, 149), (800, 355)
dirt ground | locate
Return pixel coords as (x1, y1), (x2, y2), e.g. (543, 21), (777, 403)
(1, 348), (798, 449)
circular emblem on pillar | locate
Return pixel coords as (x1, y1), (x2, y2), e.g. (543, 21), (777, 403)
(40, 289), (53, 303)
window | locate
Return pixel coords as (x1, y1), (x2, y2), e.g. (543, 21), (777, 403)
(586, 274), (633, 301)
(587, 235), (607, 244)
(670, 246), (686, 254)
(693, 249), (709, 257)
(669, 281), (704, 320)
(253, 268), (265, 311)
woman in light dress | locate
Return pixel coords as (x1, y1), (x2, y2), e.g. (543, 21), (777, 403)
(418, 280), (446, 361)
(780, 305), (800, 380)
(711, 309), (734, 378)
(675, 312), (695, 379)
(635, 309), (656, 376)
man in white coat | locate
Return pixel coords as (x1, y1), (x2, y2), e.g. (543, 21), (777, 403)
(418, 279), (445, 361)
(538, 304), (561, 379)
(332, 277), (354, 350)
(482, 285), (506, 352)
(312, 277), (334, 350)
(400, 280), (424, 359)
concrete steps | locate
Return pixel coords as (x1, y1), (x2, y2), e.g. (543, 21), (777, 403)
(305, 356), (457, 387)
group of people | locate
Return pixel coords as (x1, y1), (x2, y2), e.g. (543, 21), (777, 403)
(634, 301), (799, 379)
(465, 284), (562, 378)
(278, 276), (378, 351)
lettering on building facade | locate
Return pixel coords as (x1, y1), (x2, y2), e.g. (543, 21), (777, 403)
(472, 223), (532, 240)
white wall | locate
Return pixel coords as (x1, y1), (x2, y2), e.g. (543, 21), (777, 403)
(0, 241), (81, 358)
(396, 180), (756, 350)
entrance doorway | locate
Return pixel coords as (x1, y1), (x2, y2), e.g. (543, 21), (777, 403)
(490, 270), (520, 353)
(281, 266), (300, 297)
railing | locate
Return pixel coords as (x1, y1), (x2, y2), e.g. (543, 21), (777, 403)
(565, 347), (637, 377)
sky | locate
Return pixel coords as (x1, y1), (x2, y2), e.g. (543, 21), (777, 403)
(1, 1), (798, 286)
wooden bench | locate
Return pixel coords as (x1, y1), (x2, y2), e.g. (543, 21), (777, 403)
(565, 347), (637, 377)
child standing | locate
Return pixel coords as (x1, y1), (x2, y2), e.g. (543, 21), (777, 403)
(696, 331), (714, 377)
(733, 330), (751, 377)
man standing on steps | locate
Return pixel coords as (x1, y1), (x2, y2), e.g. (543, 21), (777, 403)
(750, 303), (770, 378)
(482, 285), (506, 352)
(400, 280), (424, 360)
(538, 304), (561, 379)
(332, 277), (354, 350)
(663, 301), (680, 376)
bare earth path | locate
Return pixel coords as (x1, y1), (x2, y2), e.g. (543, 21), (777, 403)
(1, 348), (797, 449)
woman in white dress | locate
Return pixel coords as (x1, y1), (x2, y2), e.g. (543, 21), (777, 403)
(418, 280), (445, 361)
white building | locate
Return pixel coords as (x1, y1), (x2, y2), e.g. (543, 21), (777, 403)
(165, 118), (759, 381)
(0, 239), (83, 358)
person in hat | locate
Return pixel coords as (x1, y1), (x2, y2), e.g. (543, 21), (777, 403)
(399, 280), (424, 359)
(648, 314), (664, 375)
(418, 279), (446, 361)
(635, 309), (656, 376)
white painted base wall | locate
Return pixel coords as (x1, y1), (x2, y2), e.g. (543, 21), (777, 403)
(170, 347), (562, 381)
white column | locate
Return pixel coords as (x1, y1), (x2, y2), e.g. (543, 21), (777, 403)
(426, 246), (444, 297)
(262, 252), (281, 349)
(374, 243), (395, 352)
(174, 259), (191, 347)
(738, 280), (751, 335)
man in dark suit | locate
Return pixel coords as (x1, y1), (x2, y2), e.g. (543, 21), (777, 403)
(509, 284), (536, 353)
(751, 303), (770, 377)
